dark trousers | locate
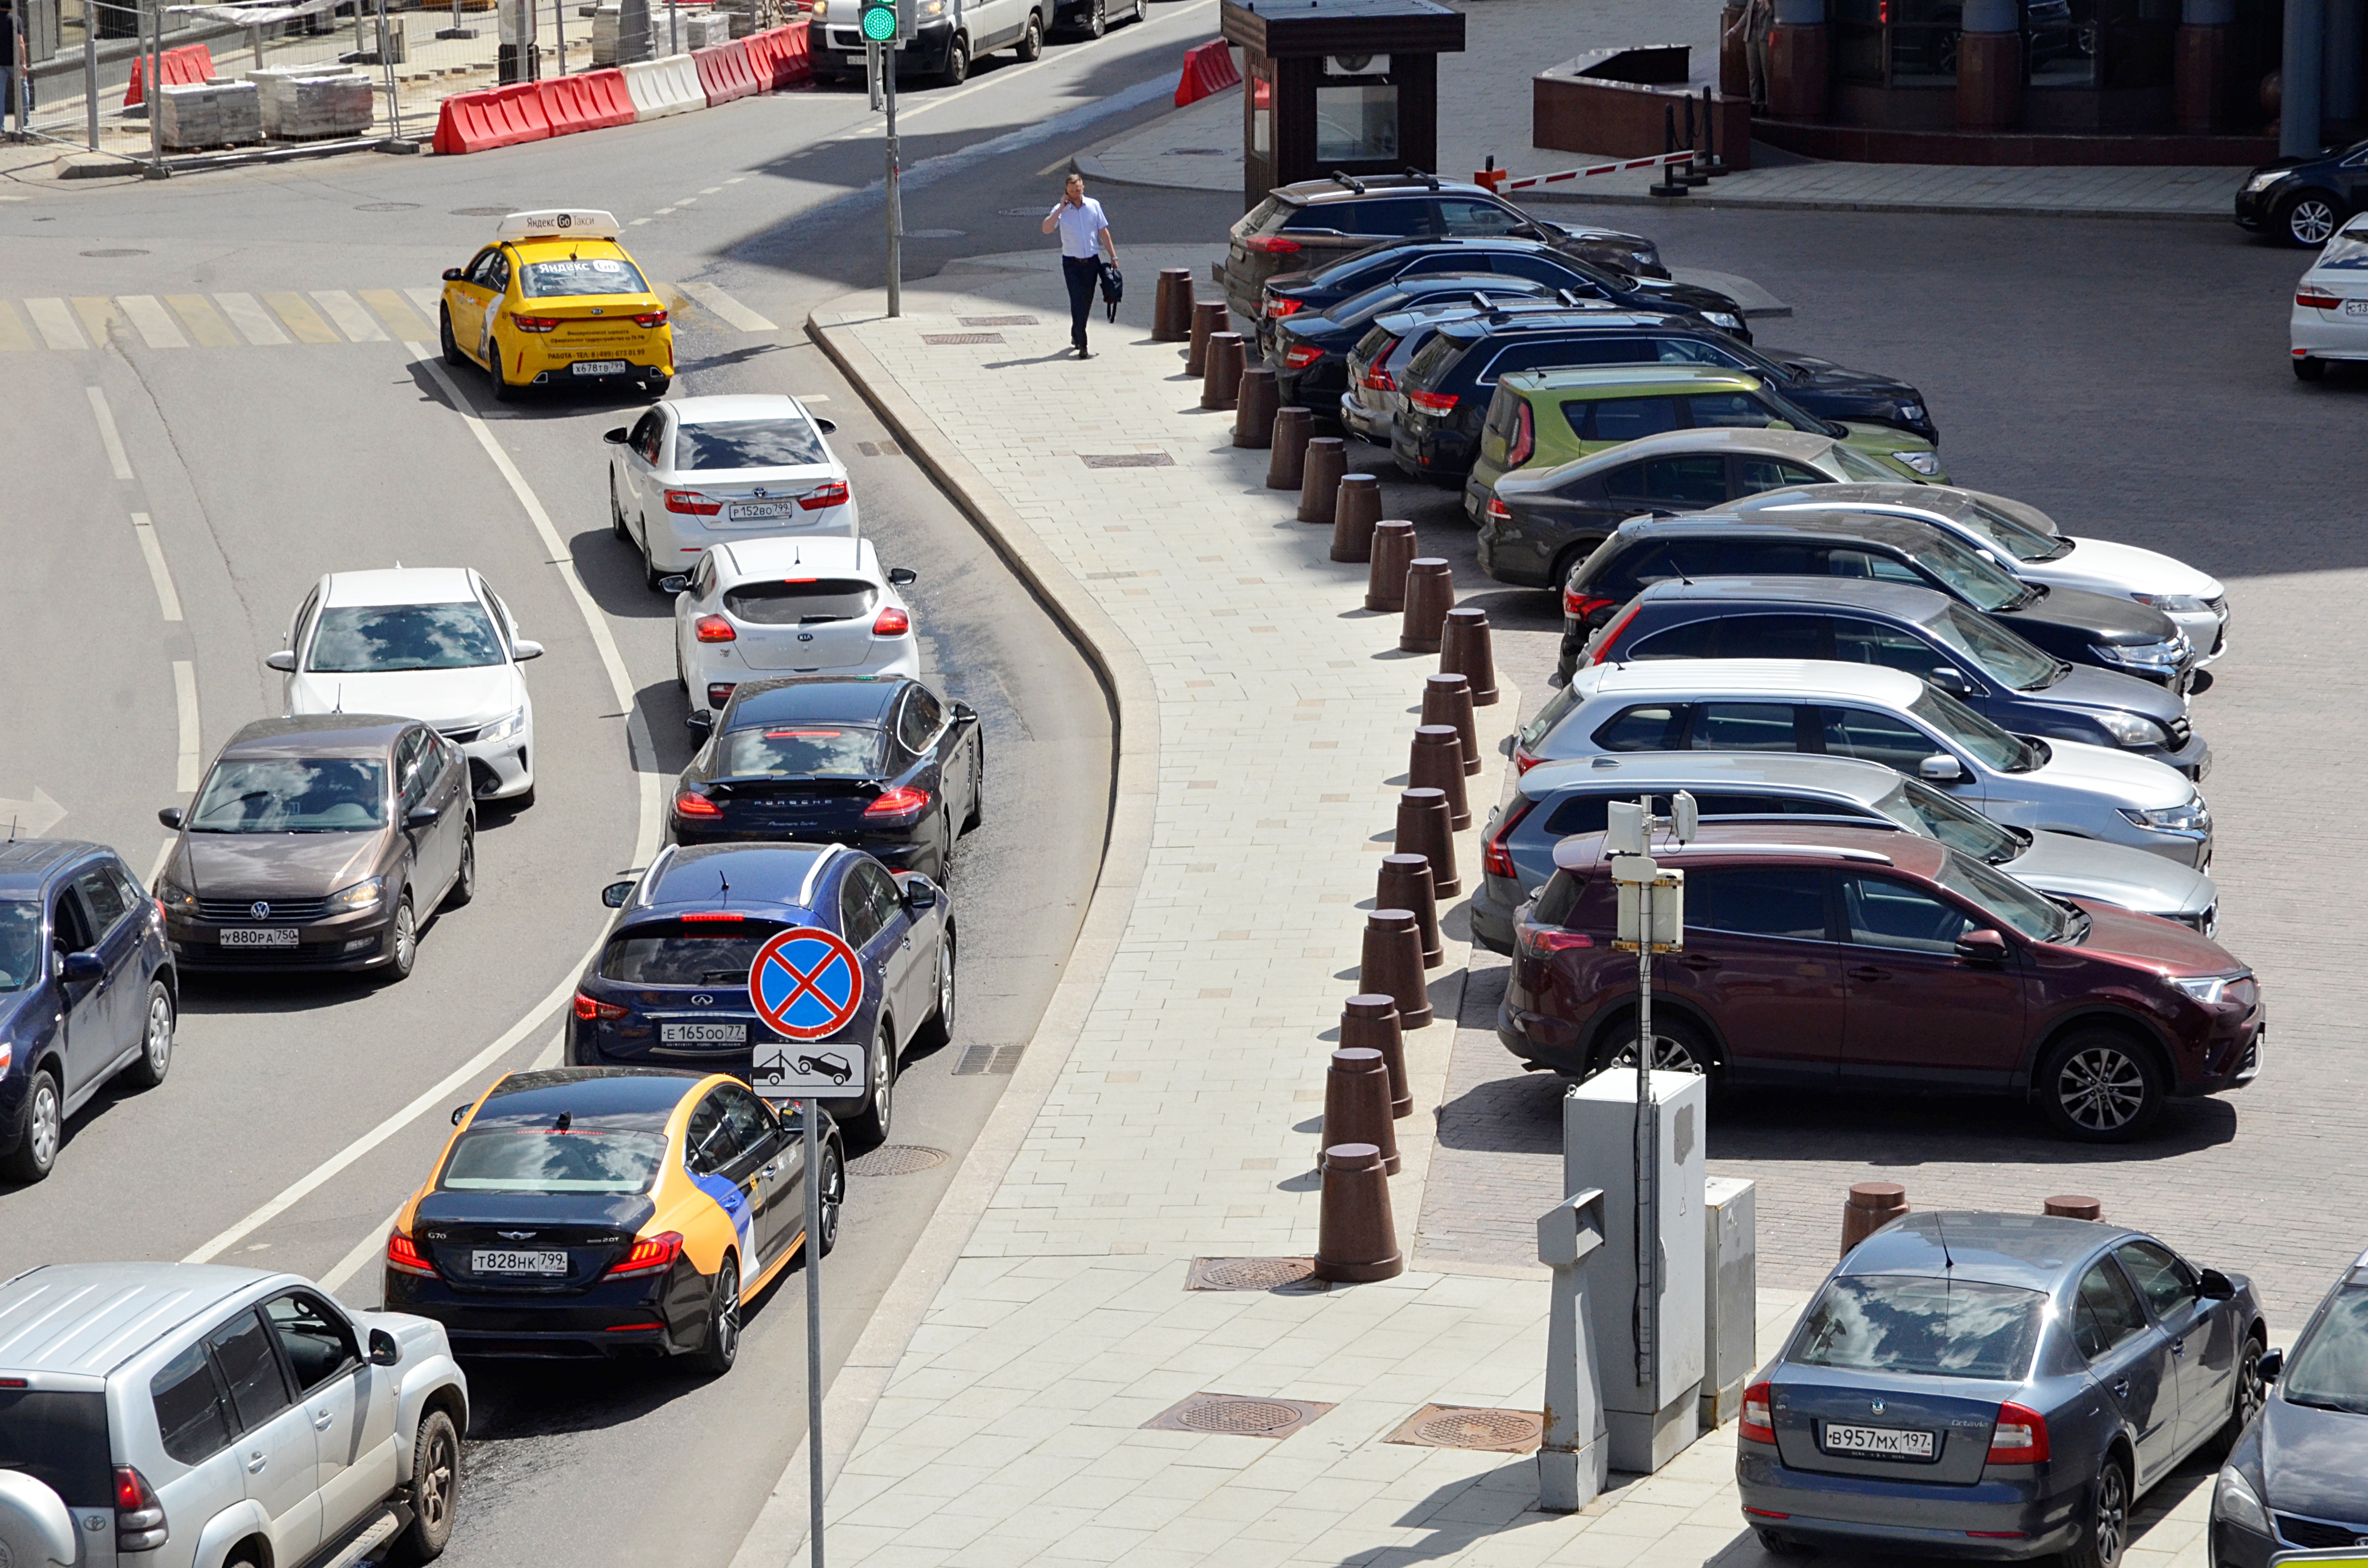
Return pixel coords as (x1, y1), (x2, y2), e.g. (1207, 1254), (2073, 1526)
(1062, 256), (1100, 349)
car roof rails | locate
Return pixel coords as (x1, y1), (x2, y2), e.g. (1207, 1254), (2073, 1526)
(1404, 168), (1442, 190)
(1329, 171), (1368, 194)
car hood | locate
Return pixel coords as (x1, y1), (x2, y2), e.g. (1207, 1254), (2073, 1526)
(2034, 537), (2225, 602)
(2006, 829), (2215, 918)
(2027, 736), (2198, 810)
(173, 830), (386, 898)
(0, 988), (49, 1041)
(1769, 353), (1919, 398)
(1619, 276), (1742, 317)
(2259, 1392), (2368, 1523)
(287, 665), (520, 729)
(1998, 581), (2180, 647)
(2025, 661), (2187, 724)
(2070, 897), (2243, 968)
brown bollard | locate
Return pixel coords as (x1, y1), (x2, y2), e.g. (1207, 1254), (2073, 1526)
(1358, 908), (1431, 1028)
(1399, 558), (1453, 652)
(1395, 787), (1459, 898)
(1840, 1182), (1910, 1257)
(1201, 332), (1245, 411)
(1440, 606), (1500, 706)
(1152, 268), (1193, 341)
(1409, 725), (1470, 830)
(1365, 520), (1416, 612)
(1378, 853), (1441, 969)
(1266, 406), (1311, 490)
(1423, 673), (1481, 777)
(1323, 1047), (1399, 1175)
(1185, 299), (1228, 378)
(1235, 365), (1279, 448)
(2044, 1194), (2104, 1222)
(1330, 473), (1381, 563)
(1298, 437), (1346, 526)
(1315, 1142), (1403, 1283)
(1342, 993), (1411, 1117)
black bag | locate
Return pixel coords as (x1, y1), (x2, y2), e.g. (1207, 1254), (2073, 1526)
(1099, 261), (1123, 321)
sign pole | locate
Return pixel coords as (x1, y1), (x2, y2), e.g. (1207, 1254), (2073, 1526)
(804, 1094), (825, 1568)
(1633, 872), (1654, 1387)
(883, 42), (900, 318)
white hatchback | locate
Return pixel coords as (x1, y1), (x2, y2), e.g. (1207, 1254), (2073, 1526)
(607, 393), (857, 588)
(2291, 214), (2368, 381)
(668, 535), (920, 715)
(271, 567), (542, 804)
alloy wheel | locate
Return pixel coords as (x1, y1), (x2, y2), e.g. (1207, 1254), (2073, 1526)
(818, 1147), (844, 1253)
(1612, 1031), (1701, 1073)
(937, 943), (956, 1029)
(392, 900), (417, 975)
(2056, 1044), (2147, 1132)
(710, 1258), (741, 1366)
(26, 1078), (59, 1172)
(2290, 197), (2338, 245)
(419, 1422), (456, 1532)
(2232, 1336), (2267, 1432)
(2092, 1462), (2128, 1568)
(144, 991), (173, 1078)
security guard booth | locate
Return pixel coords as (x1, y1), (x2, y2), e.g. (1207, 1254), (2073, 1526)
(1221, 0), (1467, 210)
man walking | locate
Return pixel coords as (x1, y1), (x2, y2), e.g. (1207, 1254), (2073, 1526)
(1043, 172), (1114, 359)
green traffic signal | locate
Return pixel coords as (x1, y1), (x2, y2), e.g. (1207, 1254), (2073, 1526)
(859, 0), (896, 40)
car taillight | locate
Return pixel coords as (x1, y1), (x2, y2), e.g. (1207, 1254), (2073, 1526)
(114, 1465), (167, 1552)
(873, 605), (911, 637)
(1519, 925), (1595, 956)
(1482, 797), (1533, 880)
(2297, 287), (2344, 309)
(1243, 235), (1301, 255)
(1485, 496), (1512, 522)
(573, 992), (629, 1020)
(1408, 391), (1458, 415)
(864, 784), (931, 823)
(1513, 747), (1544, 775)
(1740, 1382), (1776, 1445)
(797, 480), (850, 511)
(1987, 1401), (2049, 1464)
(1565, 590), (1617, 622)
(634, 309), (669, 329)
(694, 614), (736, 643)
(671, 790), (724, 821)
(666, 490), (724, 515)
(385, 1231), (436, 1277)
(1590, 600), (1645, 665)
(606, 1231), (684, 1277)
(707, 683), (737, 709)
(508, 313), (559, 332)
(1361, 366), (1397, 392)
(1265, 296), (1305, 318)
(1284, 344), (1323, 368)
(1506, 402), (1535, 468)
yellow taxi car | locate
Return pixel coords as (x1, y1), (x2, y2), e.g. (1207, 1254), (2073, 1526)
(382, 1066), (844, 1373)
(437, 208), (675, 401)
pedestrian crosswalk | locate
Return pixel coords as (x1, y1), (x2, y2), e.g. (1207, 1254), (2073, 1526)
(0, 281), (776, 351)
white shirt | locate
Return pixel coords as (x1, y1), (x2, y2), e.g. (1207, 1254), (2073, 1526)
(1051, 196), (1110, 259)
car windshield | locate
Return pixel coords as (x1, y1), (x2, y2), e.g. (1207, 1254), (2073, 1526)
(2319, 230), (2368, 271)
(1827, 443), (1902, 483)
(1873, 779), (2022, 864)
(309, 603), (505, 672)
(1791, 1274), (2046, 1380)
(517, 255), (649, 297)
(0, 1388), (112, 1507)
(1933, 846), (2074, 942)
(0, 901), (40, 992)
(718, 725), (884, 779)
(189, 758), (387, 833)
(1909, 688), (2039, 772)
(1952, 497), (2074, 563)
(2283, 1284), (2368, 1415)
(600, 919), (787, 985)
(1929, 604), (2063, 690)
(675, 418), (827, 471)
(440, 1124), (666, 1193)
(1903, 531), (2028, 611)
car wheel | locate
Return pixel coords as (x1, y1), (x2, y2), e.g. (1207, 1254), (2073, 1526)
(1, 1067), (61, 1183)
(385, 895), (418, 983)
(490, 348), (521, 403)
(1131, 0), (1143, 21)
(2037, 1028), (2165, 1141)
(439, 305), (466, 368)
(939, 32), (968, 84)
(400, 1406), (460, 1561)
(610, 473), (631, 541)
(1081, 0), (1104, 37)
(643, 531), (667, 592)
(676, 640), (689, 694)
(1017, 11), (1043, 57)
(815, 1139), (845, 1258)
(2065, 1454), (2130, 1568)
(1603, 1011), (1714, 1077)
(444, 823), (476, 910)
(918, 930), (956, 1048)
(1754, 1528), (1810, 1557)
(123, 981), (174, 1090)
(962, 753), (983, 832)
(851, 1017), (896, 1143)
(692, 1254), (741, 1376)
(2217, 1329), (2269, 1455)
(2275, 189), (2342, 247)
(2294, 355), (2328, 381)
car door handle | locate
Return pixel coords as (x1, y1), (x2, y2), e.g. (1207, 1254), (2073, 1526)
(247, 1451), (268, 1473)
(2111, 1378), (2131, 1398)
(2170, 1337), (2185, 1356)
(1848, 967), (1888, 981)
(760, 1163), (779, 1178)
(314, 1409), (334, 1431)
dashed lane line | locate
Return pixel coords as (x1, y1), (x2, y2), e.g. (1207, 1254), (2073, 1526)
(173, 662), (200, 793)
(131, 513), (184, 623)
(86, 387), (132, 480)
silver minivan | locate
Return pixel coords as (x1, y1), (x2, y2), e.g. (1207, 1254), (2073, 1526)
(0, 1262), (467, 1568)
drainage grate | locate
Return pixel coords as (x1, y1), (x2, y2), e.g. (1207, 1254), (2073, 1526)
(356, 201), (419, 211)
(960, 315), (1038, 327)
(952, 1043), (1024, 1075)
(850, 1144), (950, 1177)
(1170, 147), (1230, 155)
(905, 228), (966, 239)
(450, 206), (513, 217)
(856, 440), (905, 458)
(1384, 1405), (1545, 1454)
(1080, 453), (1173, 469)
(1186, 1257), (1324, 1292)
(923, 332), (1003, 345)
(80, 248), (148, 257)
(1144, 1393), (1332, 1438)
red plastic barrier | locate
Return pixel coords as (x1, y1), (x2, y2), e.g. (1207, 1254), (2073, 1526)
(1174, 37), (1240, 108)
(575, 67), (637, 128)
(431, 81), (553, 155)
(746, 28), (787, 88)
(124, 43), (216, 108)
(536, 75), (592, 136)
(693, 37), (761, 106)
(767, 22), (813, 89)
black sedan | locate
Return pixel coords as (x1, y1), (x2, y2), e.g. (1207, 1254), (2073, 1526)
(2210, 1246), (2366, 1566)
(2235, 138), (2368, 246)
(1272, 275), (1561, 410)
(675, 674), (982, 881)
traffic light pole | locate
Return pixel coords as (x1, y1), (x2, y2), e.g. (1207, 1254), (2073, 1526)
(884, 51), (902, 318)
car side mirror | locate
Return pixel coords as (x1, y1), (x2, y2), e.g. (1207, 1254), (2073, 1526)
(60, 950), (106, 984)
(952, 700), (978, 724)
(2257, 1347), (2284, 1383)
(2198, 1267), (2237, 1301)
(902, 878), (938, 911)
(1918, 754), (1963, 782)
(1929, 667), (1969, 695)
(451, 1101), (473, 1124)
(442, 268), (464, 282)
(887, 567), (918, 587)
(603, 427), (631, 444)
(601, 880), (636, 908)
(684, 710), (713, 737)
(157, 806), (185, 831)
(814, 417), (838, 434)
(368, 1328), (402, 1366)
(1953, 928), (2007, 964)
(659, 575), (690, 594)
(405, 805), (440, 830)
(512, 640), (544, 661)
(265, 650), (297, 673)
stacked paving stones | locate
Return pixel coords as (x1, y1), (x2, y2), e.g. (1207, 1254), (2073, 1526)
(157, 80), (264, 150)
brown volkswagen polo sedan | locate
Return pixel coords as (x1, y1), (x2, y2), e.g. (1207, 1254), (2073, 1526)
(153, 715), (476, 980)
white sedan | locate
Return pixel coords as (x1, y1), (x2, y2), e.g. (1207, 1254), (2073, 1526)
(271, 567), (542, 804)
(667, 536), (920, 715)
(607, 393), (858, 589)
(2291, 214), (2368, 381)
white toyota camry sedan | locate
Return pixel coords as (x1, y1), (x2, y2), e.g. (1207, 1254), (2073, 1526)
(607, 393), (858, 588)
(666, 535), (919, 716)
(2292, 214), (2368, 381)
(271, 567), (542, 805)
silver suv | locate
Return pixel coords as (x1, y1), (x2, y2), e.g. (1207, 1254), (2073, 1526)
(0, 1262), (467, 1568)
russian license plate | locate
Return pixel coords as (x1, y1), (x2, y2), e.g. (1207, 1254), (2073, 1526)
(660, 1021), (749, 1044)
(220, 927), (298, 948)
(2343, 299), (2368, 315)
(1824, 1423), (1936, 1460)
(470, 1249), (568, 1275)
(727, 502), (789, 520)
(572, 359), (629, 375)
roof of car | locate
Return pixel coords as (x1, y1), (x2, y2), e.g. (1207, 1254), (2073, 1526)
(664, 394), (822, 426)
(1374, 297), (1586, 331)
(0, 1262), (287, 1376)
(1632, 574), (1955, 619)
(1738, 484), (2068, 539)
(1837, 1212), (2140, 1291)
(219, 713), (414, 756)
(471, 1066), (704, 1127)
(1548, 818), (1942, 877)
(320, 567), (479, 607)
(715, 535), (878, 580)
(1432, 307), (1672, 340)
(0, 839), (110, 892)
(1497, 427), (1839, 494)
(639, 842), (839, 913)
(1579, 656), (1930, 706)
(725, 675), (906, 728)
(1614, 511), (1946, 552)
(1517, 749), (1904, 806)
(1277, 174), (1493, 203)
(1498, 364), (1760, 396)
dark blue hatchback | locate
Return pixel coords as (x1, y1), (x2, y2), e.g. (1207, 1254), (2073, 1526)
(566, 842), (954, 1144)
(0, 839), (177, 1184)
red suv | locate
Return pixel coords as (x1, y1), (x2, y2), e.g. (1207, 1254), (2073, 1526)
(1501, 822), (2263, 1141)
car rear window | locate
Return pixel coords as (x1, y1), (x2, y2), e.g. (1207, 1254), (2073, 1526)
(518, 255), (649, 297)
(718, 725), (885, 779)
(1531, 869), (1586, 926)
(600, 918), (789, 985)
(0, 1388), (111, 1506)
(675, 419), (827, 472)
(1404, 330), (1469, 389)
(441, 1125), (668, 1193)
(1567, 395), (1683, 442)
(1236, 195), (1287, 235)
(1791, 1274), (2045, 1380)
(724, 579), (878, 624)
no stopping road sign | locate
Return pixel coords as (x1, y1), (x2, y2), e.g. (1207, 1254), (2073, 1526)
(748, 927), (864, 1042)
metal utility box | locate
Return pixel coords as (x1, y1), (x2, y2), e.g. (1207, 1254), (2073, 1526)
(1564, 1068), (1705, 1473)
(1702, 1176), (1757, 1430)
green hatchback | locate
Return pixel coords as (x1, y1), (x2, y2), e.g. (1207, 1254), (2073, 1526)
(1464, 365), (1947, 521)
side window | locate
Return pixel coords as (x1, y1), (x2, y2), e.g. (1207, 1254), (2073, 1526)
(1690, 703), (1801, 752)
(1737, 457), (1821, 493)
(111, 864), (149, 916)
(51, 888), (93, 956)
(1695, 791), (1866, 820)
(488, 251), (512, 294)
(151, 1340), (235, 1464)
(1394, 251), (1483, 280)
(1540, 793), (1611, 837)
(1627, 620), (1719, 661)
(1570, 396), (1682, 443)
(1593, 704), (1687, 752)
(839, 873), (884, 949)
(396, 729), (431, 811)
(715, 1084), (779, 1158)
(1640, 456), (1728, 507)
(899, 686), (945, 751)
(1842, 874), (1976, 954)
(1653, 336), (1746, 368)
(483, 588), (518, 650)
(262, 1294), (358, 1393)
(1690, 868), (1830, 940)
(1432, 198), (1527, 237)
(1492, 252), (1582, 286)
(2113, 1241), (2198, 1320)
(1686, 392), (1783, 429)
(205, 1310), (294, 1430)
(72, 868), (130, 935)
(1602, 463), (1651, 505)
(1832, 617), (1947, 677)
(464, 247), (501, 287)
(691, 553), (717, 596)
(1819, 706), (1942, 771)
(1710, 539), (1818, 576)
(862, 863), (904, 936)
(1715, 616), (1829, 661)
(289, 587), (321, 651)
(630, 409), (665, 465)
(1285, 200), (1365, 233)
(685, 1092), (741, 1176)
(2072, 1259), (2151, 1360)
(1826, 548), (1924, 585)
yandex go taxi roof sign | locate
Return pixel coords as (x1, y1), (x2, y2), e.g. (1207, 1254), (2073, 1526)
(496, 209), (622, 242)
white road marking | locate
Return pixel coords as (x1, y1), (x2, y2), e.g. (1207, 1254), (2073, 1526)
(724, 176), (745, 184)
(26, 299), (85, 350)
(676, 196), (697, 206)
(310, 290), (387, 343)
(320, 1205), (403, 1300)
(678, 282), (777, 332)
(214, 292), (290, 346)
(403, 285), (442, 322)
(85, 387), (132, 480)
(699, 185), (722, 195)
(173, 662), (200, 792)
(131, 513), (184, 621)
(629, 218), (651, 225)
(119, 295), (188, 349)
(900, 0), (1216, 125)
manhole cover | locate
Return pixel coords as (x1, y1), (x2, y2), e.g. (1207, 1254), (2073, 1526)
(951, 1042), (1022, 1075)
(903, 227), (965, 238)
(922, 332), (1002, 345)
(1144, 1393), (1332, 1437)
(79, 248), (148, 257)
(1386, 1404), (1545, 1453)
(356, 201), (419, 211)
(449, 205), (513, 217)
(851, 1144), (948, 1176)
(1186, 1257), (1320, 1291)
(1170, 146), (1229, 155)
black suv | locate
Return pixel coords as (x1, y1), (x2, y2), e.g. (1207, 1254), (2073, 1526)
(1221, 172), (1663, 320)
(1559, 513), (2196, 690)
(1272, 277), (1564, 410)
(2235, 136), (2368, 246)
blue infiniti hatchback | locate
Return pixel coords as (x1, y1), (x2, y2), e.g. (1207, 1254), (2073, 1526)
(1741, 1212), (2267, 1568)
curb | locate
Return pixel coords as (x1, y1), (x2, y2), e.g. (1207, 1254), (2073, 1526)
(725, 305), (1160, 1568)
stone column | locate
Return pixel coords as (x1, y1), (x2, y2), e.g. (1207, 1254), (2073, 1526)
(1767, 0), (1828, 119)
(1954, 0), (2022, 131)
(2328, 0), (2363, 130)
(2175, 0), (2233, 133)
(2283, 0), (2326, 157)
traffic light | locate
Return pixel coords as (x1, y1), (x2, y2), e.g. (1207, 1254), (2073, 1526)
(859, 0), (897, 42)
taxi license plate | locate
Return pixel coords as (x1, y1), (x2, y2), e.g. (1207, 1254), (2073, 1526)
(471, 1249), (568, 1275)
(2344, 299), (2368, 316)
(727, 502), (789, 520)
(660, 1021), (748, 1044)
(572, 359), (629, 375)
(221, 928), (298, 948)
(1823, 1423), (1936, 1460)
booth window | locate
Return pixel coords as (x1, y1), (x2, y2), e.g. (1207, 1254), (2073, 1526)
(1251, 72), (1273, 156)
(1316, 81), (1399, 161)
